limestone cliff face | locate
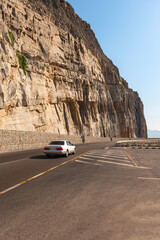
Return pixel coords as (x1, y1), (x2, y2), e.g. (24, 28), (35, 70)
(0, 0), (147, 137)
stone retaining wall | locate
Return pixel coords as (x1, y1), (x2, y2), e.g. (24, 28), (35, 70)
(116, 139), (160, 148)
(0, 130), (111, 153)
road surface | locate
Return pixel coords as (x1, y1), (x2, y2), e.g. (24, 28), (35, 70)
(0, 142), (160, 240)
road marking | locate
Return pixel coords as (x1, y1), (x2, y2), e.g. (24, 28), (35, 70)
(123, 150), (138, 166)
(103, 154), (128, 158)
(19, 181), (27, 185)
(82, 155), (130, 163)
(87, 153), (127, 158)
(75, 160), (102, 166)
(79, 157), (94, 160)
(0, 158), (29, 166)
(27, 177), (34, 181)
(0, 152), (89, 196)
(105, 147), (108, 149)
(135, 166), (151, 169)
(86, 153), (127, 158)
(86, 153), (103, 156)
(102, 158), (130, 163)
(82, 154), (99, 158)
(31, 173), (45, 179)
(83, 154), (129, 163)
(138, 177), (160, 180)
(97, 160), (134, 167)
(84, 154), (108, 159)
(0, 184), (21, 194)
(102, 155), (129, 160)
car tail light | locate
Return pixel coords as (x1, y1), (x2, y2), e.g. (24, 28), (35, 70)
(44, 147), (50, 150)
(56, 147), (63, 150)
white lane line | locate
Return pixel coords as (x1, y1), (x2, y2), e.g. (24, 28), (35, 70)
(97, 160), (134, 167)
(86, 151), (107, 153)
(110, 155), (127, 157)
(0, 158), (29, 166)
(79, 157), (94, 160)
(86, 153), (126, 158)
(106, 157), (129, 161)
(138, 177), (160, 180)
(0, 184), (21, 194)
(86, 155), (105, 157)
(83, 155), (130, 163)
(102, 158), (130, 163)
(86, 153), (104, 156)
(105, 147), (108, 149)
(75, 160), (102, 166)
(83, 155), (109, 159)
(83, 155), (129, 162)
(135, 166), (152, 169)
(82, 154), (98, 158)
(102, 155), (128, 160)
(103, 154), (127, 157)
(101, 154), (127, 158)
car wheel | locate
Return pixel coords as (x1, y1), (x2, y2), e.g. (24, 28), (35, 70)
(72, 149), (75, 154)
(65, 150), (69, 157)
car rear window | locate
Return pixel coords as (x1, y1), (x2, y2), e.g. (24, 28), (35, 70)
(49, 141), (65, 145)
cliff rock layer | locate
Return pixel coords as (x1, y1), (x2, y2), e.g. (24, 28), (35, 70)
(0, 0), (147, 137)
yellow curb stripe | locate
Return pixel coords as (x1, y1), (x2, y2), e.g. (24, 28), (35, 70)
(0, 151), (89, 196)
(123, 150), (138, 166)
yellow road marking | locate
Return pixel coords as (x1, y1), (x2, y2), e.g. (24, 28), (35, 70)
(123, 150), (138, 166)
(19, 181), (27, 185)
(0, 151), (89, 196)
(27, 177), (34, 181)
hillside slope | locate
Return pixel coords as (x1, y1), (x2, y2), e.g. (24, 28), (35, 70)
(0, 0), (147, 138)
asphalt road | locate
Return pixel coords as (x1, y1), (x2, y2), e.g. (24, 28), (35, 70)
(0, 142), (160, 240)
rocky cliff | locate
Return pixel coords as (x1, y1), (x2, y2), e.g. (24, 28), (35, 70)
(0, 0), (147, 138)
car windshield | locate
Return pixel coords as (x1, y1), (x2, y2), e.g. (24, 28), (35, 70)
(49, 141), (65, 145)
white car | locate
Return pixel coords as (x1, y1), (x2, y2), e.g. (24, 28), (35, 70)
(44, 140), (76, 157)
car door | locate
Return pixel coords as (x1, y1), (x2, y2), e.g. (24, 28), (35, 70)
(66, 141), (73, 153)
(69, 141), (75, 153)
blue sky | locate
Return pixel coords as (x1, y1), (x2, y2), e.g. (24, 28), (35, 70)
(67, 0), (160, 130)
